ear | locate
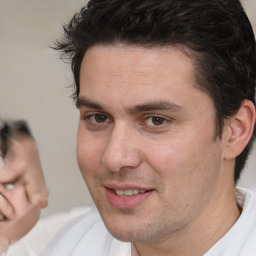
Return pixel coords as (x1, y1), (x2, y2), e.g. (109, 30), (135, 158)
(223, 99), (255, 160)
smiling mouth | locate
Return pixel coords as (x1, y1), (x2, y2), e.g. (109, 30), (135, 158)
(106, 187), (154, 208)
(113, 189), (146, 197)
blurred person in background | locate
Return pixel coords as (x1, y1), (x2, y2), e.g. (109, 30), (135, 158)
(0, 120), (48, 253)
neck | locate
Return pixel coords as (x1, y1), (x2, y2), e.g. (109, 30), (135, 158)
(133, 182), (241, 256)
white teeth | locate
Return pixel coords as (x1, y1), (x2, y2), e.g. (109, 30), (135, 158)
(124, 190), (133, 196)
(115, 189), (145, 196)
(116, 190), (124, 196)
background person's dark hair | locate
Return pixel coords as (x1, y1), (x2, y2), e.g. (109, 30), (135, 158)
(0, 119), (33, 159)
(55, 0), (256, 183)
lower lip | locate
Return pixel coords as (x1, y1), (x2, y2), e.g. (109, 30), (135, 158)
(105, 188), (153, 209)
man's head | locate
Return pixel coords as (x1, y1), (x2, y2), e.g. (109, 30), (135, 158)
(57, 0), (256, 182)
(56, 0), (256, 250)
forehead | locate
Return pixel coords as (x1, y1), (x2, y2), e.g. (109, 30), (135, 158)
(79, 44), (212, 112)
(81, 44), (196, 84)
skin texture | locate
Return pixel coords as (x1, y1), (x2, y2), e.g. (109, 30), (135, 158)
(0, 136), (43, 252)
(76, 45), (255, 256)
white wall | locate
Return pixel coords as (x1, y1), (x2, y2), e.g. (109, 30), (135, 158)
(0, 0), (255, 217)
(0, 0), (90, 216)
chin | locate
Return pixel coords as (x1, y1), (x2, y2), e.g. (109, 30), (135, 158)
(110, 230), (143, 242)
(106, 224), (158, 243)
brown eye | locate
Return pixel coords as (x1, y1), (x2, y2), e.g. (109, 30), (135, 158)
(146, 116), (167, 126)
(150, 116), (166, 126)
(94, 114), (107, 123)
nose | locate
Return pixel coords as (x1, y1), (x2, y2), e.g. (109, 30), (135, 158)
(102, 123), (142, 172)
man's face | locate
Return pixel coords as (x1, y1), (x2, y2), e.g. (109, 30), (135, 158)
(77, 45), (229, 242)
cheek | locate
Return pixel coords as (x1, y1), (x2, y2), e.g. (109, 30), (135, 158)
(77, 130), (105, 177)
(145, 138), (196, 176)
(145, 136), (219, 193)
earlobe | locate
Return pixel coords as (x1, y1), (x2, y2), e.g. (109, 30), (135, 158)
(223, 99), (256, 160)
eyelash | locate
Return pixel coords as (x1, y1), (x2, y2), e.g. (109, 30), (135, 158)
(83, 113), (111, 124)
(144, 115), (168, 126)
(82, 112), (170, 129)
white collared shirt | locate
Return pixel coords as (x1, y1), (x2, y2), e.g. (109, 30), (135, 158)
(202, 188), (256, 256)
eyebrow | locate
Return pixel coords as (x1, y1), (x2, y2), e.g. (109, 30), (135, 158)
(76, 97), (182, 114)
(76, 97), (103, 110)
(126, 101), (182, 114)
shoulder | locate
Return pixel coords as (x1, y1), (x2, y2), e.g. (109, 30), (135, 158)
(42, 207), (114, 256)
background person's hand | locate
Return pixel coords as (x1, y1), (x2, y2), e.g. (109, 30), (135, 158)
(0, 136), (48, 208)
(0, 121), (47, 253)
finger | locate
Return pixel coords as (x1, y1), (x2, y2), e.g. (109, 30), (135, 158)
(0, 183), (15, 220)
(15, 137), (49, 208)
(29, 189), (49, 209)
(5, 183), (30, 216)
(24, 170), (49, 208)
(24, 163), (49, 208)
(0, 194), (14, 221)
